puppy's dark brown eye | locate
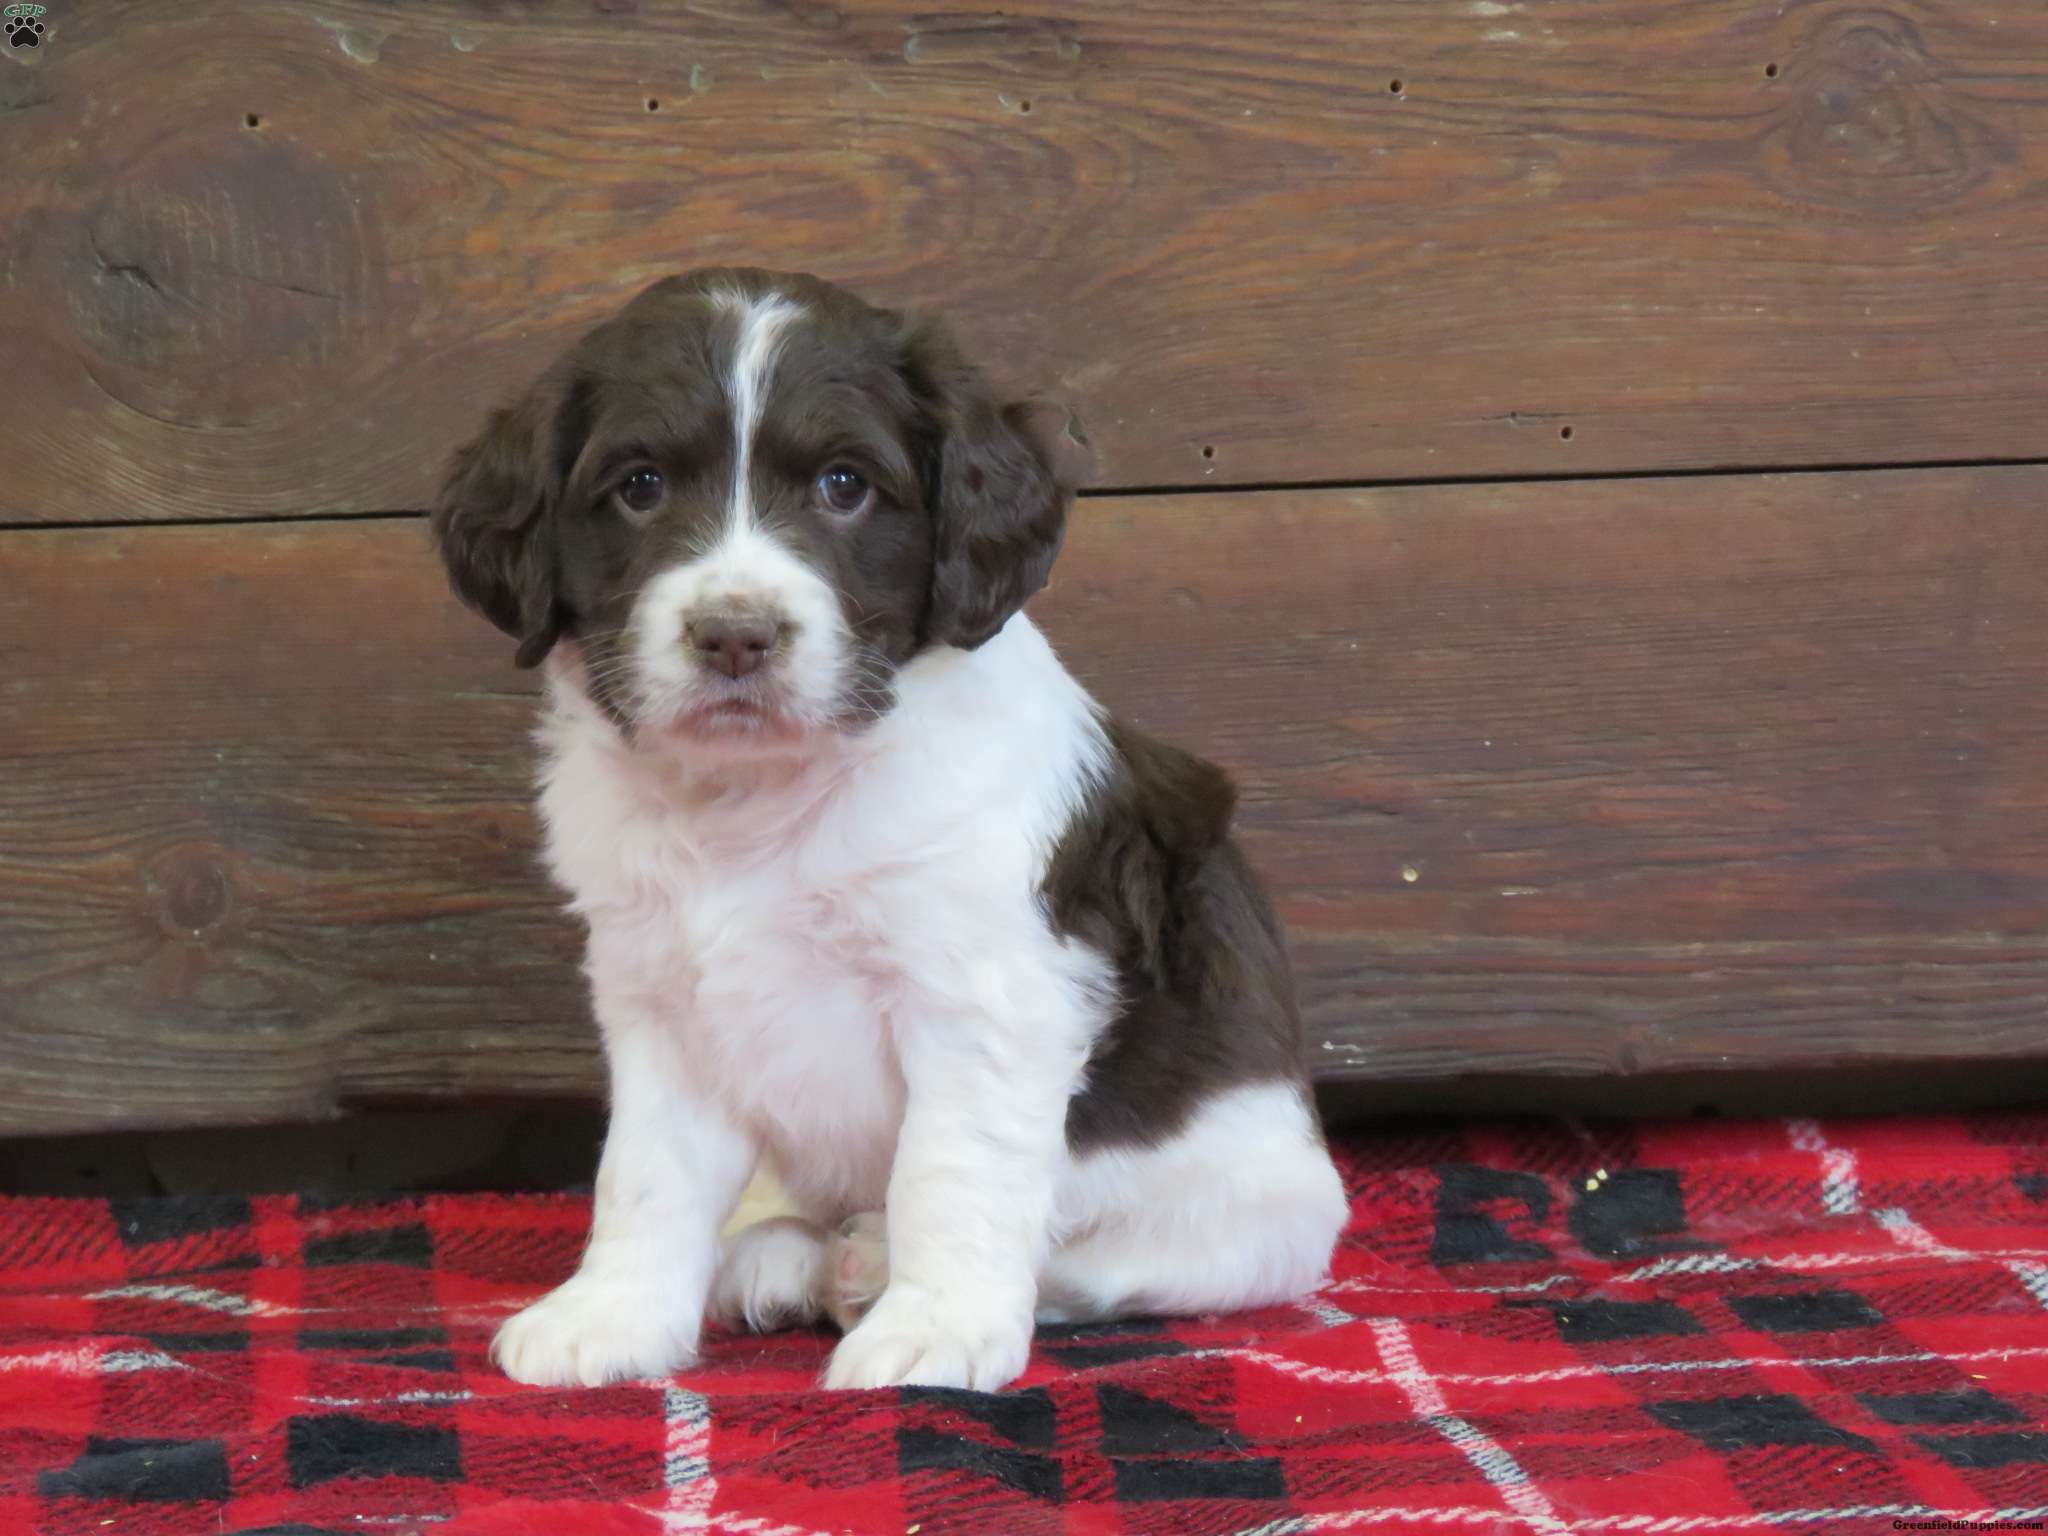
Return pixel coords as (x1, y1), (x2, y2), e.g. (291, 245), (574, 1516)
(816, 466), (872, 517)
(614, 467), (665, 519)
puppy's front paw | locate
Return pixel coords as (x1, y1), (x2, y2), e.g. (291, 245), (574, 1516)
(823, 1285), (1031, 1392)
(493, 1271), (698, 1387)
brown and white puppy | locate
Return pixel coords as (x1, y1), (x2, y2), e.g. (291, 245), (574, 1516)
(433, 269), (1346, 1392)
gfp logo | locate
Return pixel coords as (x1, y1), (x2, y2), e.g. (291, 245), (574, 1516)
(5, 3), (47, 48)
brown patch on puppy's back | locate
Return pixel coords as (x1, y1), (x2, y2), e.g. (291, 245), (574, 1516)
(1044, 720), (1311, 1152)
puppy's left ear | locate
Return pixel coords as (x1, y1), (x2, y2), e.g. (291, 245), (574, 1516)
(905, 317), (1095, 650)
(431, 373), (577, 669)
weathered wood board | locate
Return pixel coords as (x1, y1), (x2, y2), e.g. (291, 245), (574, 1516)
(4, 0), (2048, 522)
(5, 467), (2045, 1134)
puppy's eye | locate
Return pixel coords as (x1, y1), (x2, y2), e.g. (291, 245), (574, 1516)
(613, 467), (665, 519)
(816, 465), (872, 517)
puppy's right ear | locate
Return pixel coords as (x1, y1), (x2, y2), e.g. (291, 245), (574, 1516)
(900, 316), (1094, 652)
(430, 376), (574, 669)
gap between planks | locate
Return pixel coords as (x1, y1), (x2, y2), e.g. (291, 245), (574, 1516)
(4, 452), (2048, 535)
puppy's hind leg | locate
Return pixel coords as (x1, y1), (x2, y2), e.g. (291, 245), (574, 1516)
(817, 1087), (1349, 1329)
(1038, 1082), (1348, 1326)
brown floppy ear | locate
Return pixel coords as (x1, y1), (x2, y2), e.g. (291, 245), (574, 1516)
(429, 375), (577, 669)
(903, 317), (1094, 651)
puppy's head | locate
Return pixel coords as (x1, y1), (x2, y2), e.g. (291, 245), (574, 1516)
(431, 269), (1090, 754)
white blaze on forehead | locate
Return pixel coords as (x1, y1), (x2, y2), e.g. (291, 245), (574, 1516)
(710, 287), (802, 534)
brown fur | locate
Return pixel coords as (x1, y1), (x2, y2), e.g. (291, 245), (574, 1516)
(1045, 721), (1313, 1151)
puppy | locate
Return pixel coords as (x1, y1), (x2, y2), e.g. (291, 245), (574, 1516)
(432, 269), (1347, 1392)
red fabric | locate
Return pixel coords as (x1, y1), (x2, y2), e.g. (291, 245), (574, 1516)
(3, 1112), (2047, 1535)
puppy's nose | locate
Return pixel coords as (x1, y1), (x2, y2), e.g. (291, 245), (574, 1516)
(688, 614), (782, 679)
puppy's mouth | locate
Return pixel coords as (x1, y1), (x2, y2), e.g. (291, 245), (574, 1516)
(653, 686), (811, 745)
(684, 696), (778, 727)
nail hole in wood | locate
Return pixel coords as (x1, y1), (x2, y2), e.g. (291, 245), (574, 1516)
(1201, 444), (1217, 460)
(1018, 99), (1033, 114)
(1763, 62), (1779, 79)
(1559, 425), (1574, 441)
(245, 112), (262, 129)
(1388, 79), (1403, 94)
(646, 97), (661, 112)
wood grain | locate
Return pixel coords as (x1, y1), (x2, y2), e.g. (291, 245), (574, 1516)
(5, 0), (2048, 522)
(5, 467), (2046, 1134)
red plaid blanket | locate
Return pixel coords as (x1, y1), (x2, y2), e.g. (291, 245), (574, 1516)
(4, 1112), (2046, 1535)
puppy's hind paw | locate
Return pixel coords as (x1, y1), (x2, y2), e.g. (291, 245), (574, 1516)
(710, 1217), (829, 1334)
(821, 1211), (889, 1333)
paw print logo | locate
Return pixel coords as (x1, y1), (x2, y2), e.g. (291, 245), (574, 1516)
(4, 3), (47, 47)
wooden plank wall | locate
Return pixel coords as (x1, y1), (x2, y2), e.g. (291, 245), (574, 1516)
(4, 1), (2047, 1134)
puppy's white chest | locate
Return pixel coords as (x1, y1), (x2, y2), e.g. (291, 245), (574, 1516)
(581, 823), (913, 1213)
(698, 866), (907, 1083)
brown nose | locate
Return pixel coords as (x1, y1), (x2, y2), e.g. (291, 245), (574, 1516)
(688, 614), (782, 679)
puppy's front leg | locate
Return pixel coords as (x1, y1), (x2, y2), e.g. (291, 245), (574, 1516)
(494, 1010), (753, 1387)
(824, 984), (1083, 1393)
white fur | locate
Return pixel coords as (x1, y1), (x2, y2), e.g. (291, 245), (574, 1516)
(709, 1217), (828, 1334)
(492, 1010), (754, 1386)
(1040, 1081), (1350, 1323)
(711, 288), (799, 534)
